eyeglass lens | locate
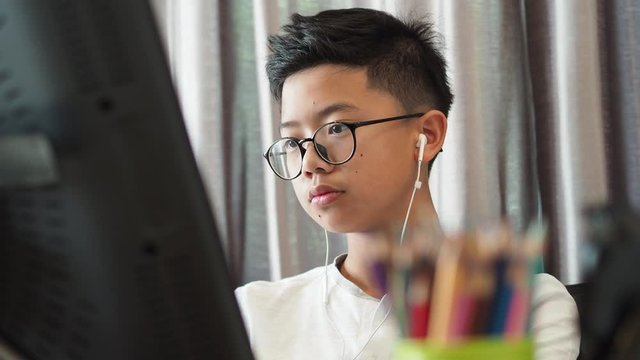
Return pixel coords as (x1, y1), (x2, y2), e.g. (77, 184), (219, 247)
(267, 122), (355, 179)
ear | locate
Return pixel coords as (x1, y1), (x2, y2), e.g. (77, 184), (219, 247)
(416, 110), (447, 162)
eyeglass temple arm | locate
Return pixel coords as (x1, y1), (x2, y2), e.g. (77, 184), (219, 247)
(349, 113), (425, 129)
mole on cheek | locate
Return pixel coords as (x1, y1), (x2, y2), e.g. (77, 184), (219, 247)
(360, 153), (364, 157)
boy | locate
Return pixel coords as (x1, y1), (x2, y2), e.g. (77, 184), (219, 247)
(236, 8), (580, 360)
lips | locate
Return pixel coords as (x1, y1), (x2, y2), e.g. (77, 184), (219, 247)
(308, 185), (344, 206)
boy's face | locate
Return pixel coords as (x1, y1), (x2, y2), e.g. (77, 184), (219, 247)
(280, 64), (423, 234)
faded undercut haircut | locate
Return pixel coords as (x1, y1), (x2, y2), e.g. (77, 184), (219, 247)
(266, 8), (454, 171)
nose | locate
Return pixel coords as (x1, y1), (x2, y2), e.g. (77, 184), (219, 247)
(300, 140), (334, 178)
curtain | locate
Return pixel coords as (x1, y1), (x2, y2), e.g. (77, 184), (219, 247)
(150, 0), (268, 287)
(150, 0), (640, 286)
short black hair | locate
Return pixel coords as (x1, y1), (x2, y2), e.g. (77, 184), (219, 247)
(266, 8), (453, 117)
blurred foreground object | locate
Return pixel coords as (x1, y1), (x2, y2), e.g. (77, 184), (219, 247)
(581, 204), (640, 360)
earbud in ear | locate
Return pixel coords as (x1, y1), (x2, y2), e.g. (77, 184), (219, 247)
(416, 134), (428, 161)
(413, 134), (428, 190)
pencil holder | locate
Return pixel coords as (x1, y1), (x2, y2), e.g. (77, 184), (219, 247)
(394, 338), (533, 360)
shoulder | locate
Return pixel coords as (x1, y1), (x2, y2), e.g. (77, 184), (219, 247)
(234, 266), (326, 322)
(234, 266), (327, 344)
(531, 273), (581, 360)
(531, 273), (579, 322)
(533, 273), (572, 299)
(235, 265), (326, 304)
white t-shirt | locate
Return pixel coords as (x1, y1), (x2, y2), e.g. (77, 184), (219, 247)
(235, 254), (580, 360)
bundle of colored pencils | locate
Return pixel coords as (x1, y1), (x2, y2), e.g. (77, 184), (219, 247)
(371, 222), (546, 344)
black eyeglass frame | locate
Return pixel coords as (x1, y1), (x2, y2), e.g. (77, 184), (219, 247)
(263, 112), (425, 180)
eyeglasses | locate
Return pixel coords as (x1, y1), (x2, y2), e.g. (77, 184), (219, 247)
(263, 113), (424, 180)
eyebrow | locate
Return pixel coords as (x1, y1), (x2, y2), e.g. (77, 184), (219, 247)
(279, 102), (359, 130)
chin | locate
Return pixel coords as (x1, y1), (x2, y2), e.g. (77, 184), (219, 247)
(310, 212), (361, 233)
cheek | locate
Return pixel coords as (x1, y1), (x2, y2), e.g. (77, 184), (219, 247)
(291, 181), (307, 203)
(348, 153), (379, 179)
(352, 150), (401, 175)
(352, 153), (365, 175)
(354, 149), (415, 190)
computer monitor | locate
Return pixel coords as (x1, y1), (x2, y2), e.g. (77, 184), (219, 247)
(0, 1), (253, 359)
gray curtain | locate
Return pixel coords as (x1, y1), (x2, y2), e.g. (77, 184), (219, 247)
(150, 0), (267, 287)
(524, 0), (640, 282)
(152, 0), (640, 286)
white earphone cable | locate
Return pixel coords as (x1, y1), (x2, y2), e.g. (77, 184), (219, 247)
(323, 229), (392, 360)
(400, 156), (423, 244)
(324, 229), (330, 304)
(323, 229), (346, 359)
(351, 299), (392, 360)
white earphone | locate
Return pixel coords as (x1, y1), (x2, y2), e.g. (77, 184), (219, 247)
(415, 134), (428, 189)
(417, 133), (428, 155)
(400, 133), (428, 244)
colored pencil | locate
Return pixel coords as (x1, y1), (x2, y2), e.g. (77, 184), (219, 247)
(428, 237), (462, 343)
(408, 269), (431, 339)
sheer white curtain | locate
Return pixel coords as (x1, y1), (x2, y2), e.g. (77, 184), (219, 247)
(151, 0), (640, 286)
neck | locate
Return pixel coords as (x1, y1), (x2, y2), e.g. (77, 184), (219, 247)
(340, 190), (443, 299)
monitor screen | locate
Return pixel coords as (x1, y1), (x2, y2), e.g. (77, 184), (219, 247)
(0, 1), (253, 359)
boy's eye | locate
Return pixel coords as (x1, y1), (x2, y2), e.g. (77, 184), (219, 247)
(284, 139), (298, 150)
(327, 123), (348, 135)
